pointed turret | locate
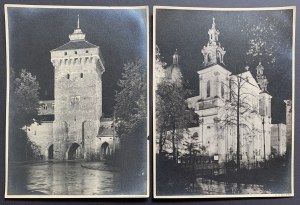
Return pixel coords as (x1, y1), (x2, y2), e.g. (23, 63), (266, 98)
(201, 18), (226, 67)
(256, 62), (268, 92)
(165, 49), (182, 83)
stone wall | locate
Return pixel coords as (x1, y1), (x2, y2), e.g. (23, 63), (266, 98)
(27, 121), (53, 159)
(51, 46), (104, 161)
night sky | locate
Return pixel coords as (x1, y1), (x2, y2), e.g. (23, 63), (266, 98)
(156, 9), (293, 124)
(7, 7), (147, 116)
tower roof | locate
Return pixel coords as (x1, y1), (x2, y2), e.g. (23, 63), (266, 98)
(52, 40), (98, 51)
(165, 49), (182, 82)
(52, 15), (98, 51)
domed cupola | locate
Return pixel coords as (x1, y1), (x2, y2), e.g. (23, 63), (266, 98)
(165, 49), (182, 83)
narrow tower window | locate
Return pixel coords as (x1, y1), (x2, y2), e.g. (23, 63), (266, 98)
(221, 83), (225, 98)
(64, 52), (67, 55)
(207, 80), (211, 98)
(67, 74), (70, 79)
(80, 73), (83, 78)
(85, 50), (89, 53)
(75, 51), (77, 54)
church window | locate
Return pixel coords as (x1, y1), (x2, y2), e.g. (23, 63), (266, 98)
(75, 51), (77, 54)
(85, 50), (89, 53)
(64, 52), (67, 55)
(80, 73), (83, 78)
(67, 74), (70, 79)
(207, 80), (211, 98)
(217, 52), (221, 63)
(221, 83), (225, 98)
(208, 53), (212, 63)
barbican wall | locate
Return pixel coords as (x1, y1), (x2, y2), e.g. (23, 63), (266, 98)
(27, 122), (53, 159)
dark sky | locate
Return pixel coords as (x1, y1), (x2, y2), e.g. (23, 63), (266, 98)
(7, 7), (147, 116)
(156, 9), (293, 124)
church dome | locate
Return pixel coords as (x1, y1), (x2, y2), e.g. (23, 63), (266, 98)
(165, 49), (182, 82)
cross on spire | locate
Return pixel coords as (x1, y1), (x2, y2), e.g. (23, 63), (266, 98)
(212, 17), (215, 28)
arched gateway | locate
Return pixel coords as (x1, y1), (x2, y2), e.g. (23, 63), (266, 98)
(100, 142), (110, 159)
(67, 143), (82, 160)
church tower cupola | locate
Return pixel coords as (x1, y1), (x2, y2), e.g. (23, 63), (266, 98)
(201, 18), (226, 67)
(256, 62), (269, 92)
(69, 15), (86, 41)
(165, 49), (182, 83)
(208, 17), (220, 45)
(172, 49), (179, 65)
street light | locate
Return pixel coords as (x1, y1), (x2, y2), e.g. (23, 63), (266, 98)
(262, 115), (266, 162)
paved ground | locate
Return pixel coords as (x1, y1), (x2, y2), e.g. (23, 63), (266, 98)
(81, 161), (117, 171)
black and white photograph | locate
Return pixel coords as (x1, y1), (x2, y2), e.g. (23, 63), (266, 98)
(5, 4), (148, 198)
(154, 6), (295, 198)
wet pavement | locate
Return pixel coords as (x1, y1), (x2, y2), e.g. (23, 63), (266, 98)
(187, 177), (272, 195)
(7, 161), (120, 195)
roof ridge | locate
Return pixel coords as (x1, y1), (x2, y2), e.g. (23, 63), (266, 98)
(52, 40), (98, 51)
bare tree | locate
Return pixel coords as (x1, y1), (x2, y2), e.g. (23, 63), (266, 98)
(217, 70), (261, 171)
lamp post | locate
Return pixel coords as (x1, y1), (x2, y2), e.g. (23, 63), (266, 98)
(200, 102), (204, 150)
(277, 124), (280, 155)
(262, 115), (266, 162)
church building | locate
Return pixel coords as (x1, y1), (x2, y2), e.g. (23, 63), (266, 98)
(165, 18), (287, 164)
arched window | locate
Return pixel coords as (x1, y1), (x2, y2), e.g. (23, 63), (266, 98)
(207, 80), (211, 98)
(221, 83), (225, 98)
(207, 53), (212, 63)
(217, 52), (222, 63)
(67, 74), (70, 79)
(80, 73), (83, 78)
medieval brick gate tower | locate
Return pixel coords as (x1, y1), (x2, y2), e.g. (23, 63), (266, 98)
(50, 16), (105, 161)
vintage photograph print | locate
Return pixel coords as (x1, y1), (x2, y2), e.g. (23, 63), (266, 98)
(154, 6), (295, 198)
(5, 5), (148, 198)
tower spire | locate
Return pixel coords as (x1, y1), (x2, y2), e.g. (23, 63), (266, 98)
(69, 15), (85, 41)
(212, 17), (216, 29)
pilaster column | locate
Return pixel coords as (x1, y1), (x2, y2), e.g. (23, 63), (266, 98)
(199, 75), (203, 98)
(214, 71), (220, 97)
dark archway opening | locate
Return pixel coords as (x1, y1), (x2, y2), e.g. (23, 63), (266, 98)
(67, 143), (81, 160)
(48, 144), (53, 160)
(100, 142), (110, 159)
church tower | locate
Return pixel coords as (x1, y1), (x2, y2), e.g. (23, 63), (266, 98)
(165, 49), (182, 83)
(50, 16), (105, 160)
(201, 18), (226, 67)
